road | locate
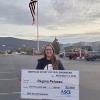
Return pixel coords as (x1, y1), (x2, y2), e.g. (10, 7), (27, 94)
(0, 54), (100, 100)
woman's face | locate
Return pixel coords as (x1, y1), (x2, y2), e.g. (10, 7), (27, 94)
(45, 46), (54, 58)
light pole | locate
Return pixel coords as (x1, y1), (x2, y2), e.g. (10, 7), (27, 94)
(37, 0), (39, 52)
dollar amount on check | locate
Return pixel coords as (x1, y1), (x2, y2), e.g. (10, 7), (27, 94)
(21, 70), (79, 100)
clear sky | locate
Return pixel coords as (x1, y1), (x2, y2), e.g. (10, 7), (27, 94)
(0, 0), (100, 43)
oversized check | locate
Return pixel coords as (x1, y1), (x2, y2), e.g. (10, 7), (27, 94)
(21, 70), (79, 100)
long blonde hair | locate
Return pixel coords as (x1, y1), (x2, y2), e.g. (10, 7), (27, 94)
(44, 43), (59, 70)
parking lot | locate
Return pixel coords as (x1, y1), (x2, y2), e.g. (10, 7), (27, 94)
(0, 54), (100, 100)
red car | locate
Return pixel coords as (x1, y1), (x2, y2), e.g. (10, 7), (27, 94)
(65, 50), (86, 60)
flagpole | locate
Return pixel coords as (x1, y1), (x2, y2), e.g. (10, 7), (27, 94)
(37, 0), (39, 52)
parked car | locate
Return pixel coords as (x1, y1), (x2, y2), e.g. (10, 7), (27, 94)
(85, 51), (100, 61)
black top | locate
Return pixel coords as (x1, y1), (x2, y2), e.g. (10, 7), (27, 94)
(36, 57), (64, 70)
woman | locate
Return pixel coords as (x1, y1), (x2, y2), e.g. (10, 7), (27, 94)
(36, 43), (64, 70)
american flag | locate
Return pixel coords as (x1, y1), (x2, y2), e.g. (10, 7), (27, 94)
(29, 0), (37, 24)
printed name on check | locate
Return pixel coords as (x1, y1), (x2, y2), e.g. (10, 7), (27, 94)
(21, 70), (79, 100)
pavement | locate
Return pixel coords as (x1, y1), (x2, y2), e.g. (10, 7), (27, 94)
(0, 54), (100, 100)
